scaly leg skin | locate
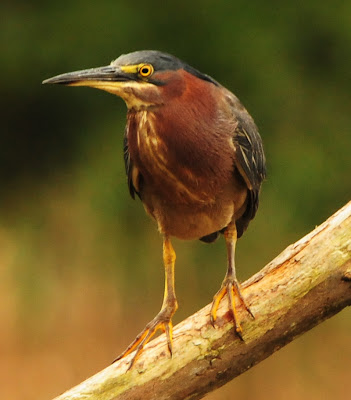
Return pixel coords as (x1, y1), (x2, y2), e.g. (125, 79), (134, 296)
(114, 236), (178, 370)
(210, 223), (254, 339)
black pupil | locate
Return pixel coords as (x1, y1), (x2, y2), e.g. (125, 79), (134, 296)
(141, 67), (149, 75)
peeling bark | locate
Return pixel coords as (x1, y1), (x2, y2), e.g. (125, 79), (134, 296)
(52, 201), (351, 400)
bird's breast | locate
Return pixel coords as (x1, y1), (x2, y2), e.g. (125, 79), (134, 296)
(127, 110), (216, 204)
(126, 106), (247, 239)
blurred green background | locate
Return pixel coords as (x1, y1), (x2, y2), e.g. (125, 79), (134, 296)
(1, 1), (350, 399)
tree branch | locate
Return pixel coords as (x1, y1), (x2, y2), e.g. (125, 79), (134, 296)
(52, 201), (351, 400)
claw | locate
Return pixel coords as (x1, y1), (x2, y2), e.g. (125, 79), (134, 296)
(113, 314), (174, 370)
(210, 277), (253, 338)
(164, 320), (174, 356)
(210, 286), (226, 326)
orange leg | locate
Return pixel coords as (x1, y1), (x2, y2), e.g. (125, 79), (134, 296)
(210, 223), (254, 339)
(114, 236), (178, 369)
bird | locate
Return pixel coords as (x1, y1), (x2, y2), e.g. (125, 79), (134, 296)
(43, 50), (266, 368)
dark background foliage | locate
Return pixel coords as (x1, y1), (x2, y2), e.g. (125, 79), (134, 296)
(1, 1), (350, 399)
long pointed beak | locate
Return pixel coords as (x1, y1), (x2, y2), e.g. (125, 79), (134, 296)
(42, 65), (134, 86)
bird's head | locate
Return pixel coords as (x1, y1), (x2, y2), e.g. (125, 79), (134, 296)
(43, 50), (218, 111)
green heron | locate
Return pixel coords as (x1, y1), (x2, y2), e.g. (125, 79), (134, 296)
(43, 50), (266, 367)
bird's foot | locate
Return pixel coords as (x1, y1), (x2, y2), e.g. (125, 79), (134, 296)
(210, 277), (254, 339)
(113, 308), (175, 370)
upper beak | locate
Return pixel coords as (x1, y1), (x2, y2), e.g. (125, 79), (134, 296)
(42, 65), (134, 85)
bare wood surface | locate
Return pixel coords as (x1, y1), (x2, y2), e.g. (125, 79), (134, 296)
(52, 201), (351, 400)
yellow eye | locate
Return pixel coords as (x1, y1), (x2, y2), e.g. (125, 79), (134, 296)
(139, 64), (154, 77)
